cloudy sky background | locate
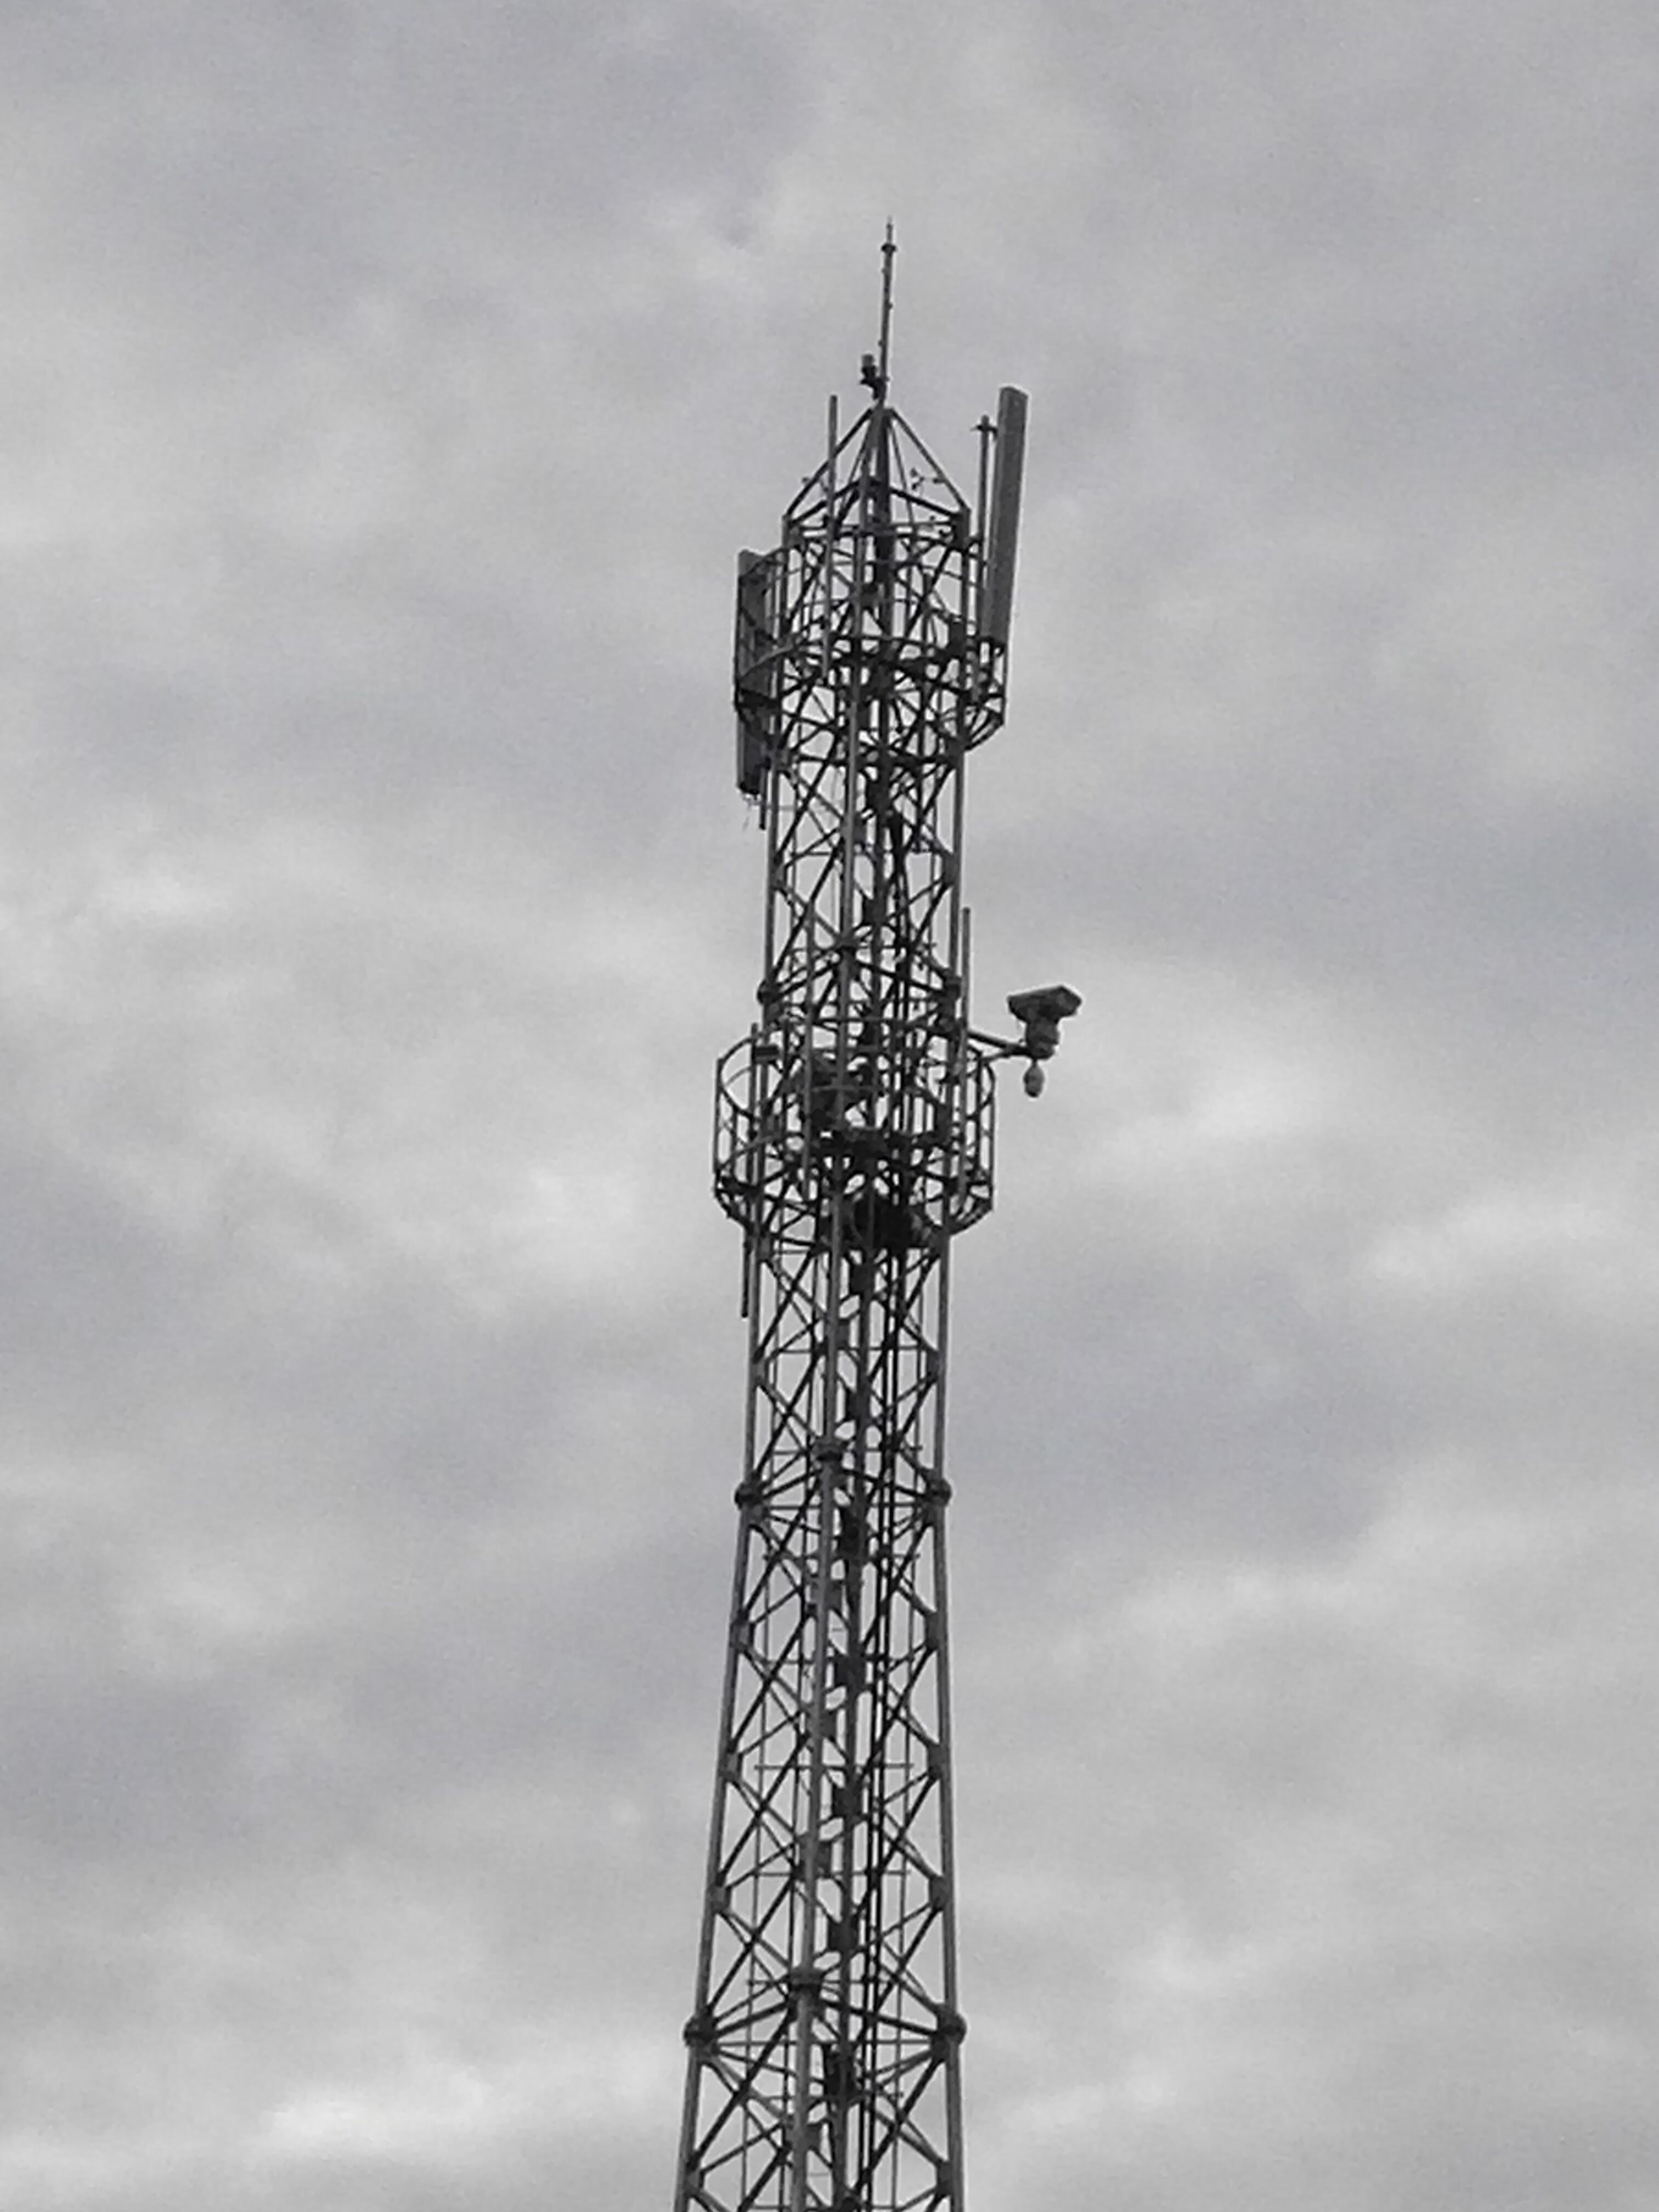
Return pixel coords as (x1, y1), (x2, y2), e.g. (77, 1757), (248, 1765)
(7, 2), (1659, 2206)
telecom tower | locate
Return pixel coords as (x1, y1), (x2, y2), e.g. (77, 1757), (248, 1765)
(675, 242), (1078, 2212)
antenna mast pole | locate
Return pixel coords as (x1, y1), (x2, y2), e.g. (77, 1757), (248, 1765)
(676, 246), (1070, 2212)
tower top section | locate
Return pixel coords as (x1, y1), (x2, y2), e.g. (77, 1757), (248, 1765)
(731, 241), (1030, 803)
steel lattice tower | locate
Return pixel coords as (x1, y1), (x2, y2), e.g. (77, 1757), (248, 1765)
(675, 244), (1076, 2212)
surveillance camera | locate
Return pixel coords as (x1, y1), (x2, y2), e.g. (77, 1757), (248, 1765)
(1006, 983), (1082, 1062)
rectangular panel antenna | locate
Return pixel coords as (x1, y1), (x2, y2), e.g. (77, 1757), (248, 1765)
(733, 549), (778, 795)
(981, 386), (1028, 647)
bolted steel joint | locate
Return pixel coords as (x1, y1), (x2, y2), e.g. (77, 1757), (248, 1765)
(785, 1965), (825, 2010)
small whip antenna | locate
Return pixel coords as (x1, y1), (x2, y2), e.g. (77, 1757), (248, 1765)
(878, 222), (896, 391)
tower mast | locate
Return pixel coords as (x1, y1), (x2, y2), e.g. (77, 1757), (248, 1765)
(676, 249), (1073, 2212)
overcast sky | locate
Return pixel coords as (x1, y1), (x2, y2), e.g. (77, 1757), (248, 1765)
(7, 3), (1659, 2207)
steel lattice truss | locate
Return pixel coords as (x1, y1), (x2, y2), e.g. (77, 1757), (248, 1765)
(674, 342), (1025, 2212)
